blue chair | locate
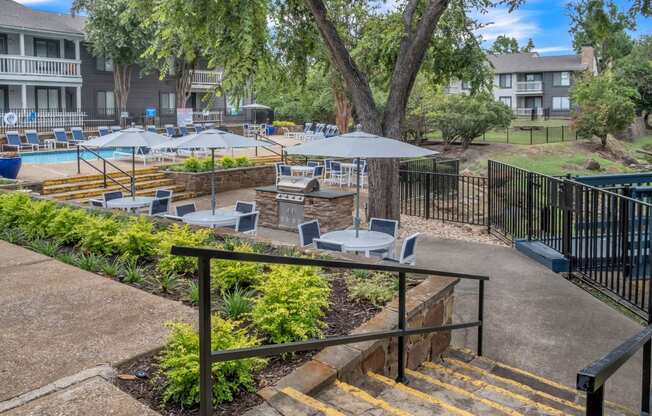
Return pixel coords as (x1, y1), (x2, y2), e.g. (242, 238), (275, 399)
(24, 130), (43, 150)
(314, 239), (343, 252)
(52, 128), (71, 148)
(298, 220), (321, 247)
(329, 161), (346, 187)
(369, 218), (399, 258)
(194, 124), (204, 133)
(235, 201), (255, 214)
(155, 189), (173, 200)
(179, 125), (189, 136)
(146, 125), (157, 133)
(312, 166), (324, 178)
(110, 125), (121, 133)
(385, 233), (420, 265)
(235, 211), (259, 235)
(97, 126), (110, 136)
(176, 203), (196, 217)
(89, 199), (104, 208)
(103, 191), (123, 204)
(149, 197), (170, 216)
(280, 165), (292, 176)
(165, 125), (176, 137)
(307, 160), (319, 167)
(70, 127), (86, 143)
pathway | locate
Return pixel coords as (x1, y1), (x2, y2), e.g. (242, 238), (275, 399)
(0, 241), (194, 414)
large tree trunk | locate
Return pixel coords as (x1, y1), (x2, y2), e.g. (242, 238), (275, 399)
(333, 88), (352, 133)
(176, 58), (197, 109)
(113, 63), (132, 126)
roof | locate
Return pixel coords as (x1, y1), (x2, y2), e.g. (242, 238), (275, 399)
(487, 52), (587, 74)
(0, 0), (85, 36)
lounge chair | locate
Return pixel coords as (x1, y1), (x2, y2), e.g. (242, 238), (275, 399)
(179, 125), (189, 136)
(3, 131), (36, 152)
(146, 125), (157, 133)
(194, 124), (204, 133)
(110, 126), (121, 133)
(298, 220), (321, 247)
(164, 125), (176, 137)
(52, 128), (71, 148)
(70, 127), (86, 144)
(24, 130), (45, 150)
(113, 147), (158, 165)
(98, 126), (110, 136)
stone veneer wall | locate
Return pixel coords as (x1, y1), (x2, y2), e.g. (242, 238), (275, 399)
(256, 189), (354, 233)
(166, 165), (276, 194)
(259, 275), (458, 401)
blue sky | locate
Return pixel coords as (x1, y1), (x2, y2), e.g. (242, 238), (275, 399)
(16, 0), (652, 56)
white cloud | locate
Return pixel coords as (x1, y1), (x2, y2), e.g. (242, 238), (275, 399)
(533, 46), (573, 53)
(14, 0), (56, 4)
(475, 8), (540, 44)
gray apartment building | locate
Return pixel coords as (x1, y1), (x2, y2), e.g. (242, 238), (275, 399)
(0, 0), (242, 129)
(447, 47), (598, 117)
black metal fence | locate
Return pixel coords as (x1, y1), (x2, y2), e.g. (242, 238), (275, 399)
(399, 158), (459, 174)
(169, 247), (488, 416)
(488, 160), (652, 321)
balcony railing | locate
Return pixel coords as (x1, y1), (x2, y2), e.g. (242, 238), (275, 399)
(192, 70), (223, 87)
(515, 81), (543, 93)
(515, 107), (544, 117)
(0, 55), (81, 78)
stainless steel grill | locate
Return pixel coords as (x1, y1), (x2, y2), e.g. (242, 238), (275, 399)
(276, 176), (320, 194)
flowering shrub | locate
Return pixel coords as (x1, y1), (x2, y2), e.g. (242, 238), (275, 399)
(156, 224), (211, 276)
(111, 216), (159, 260)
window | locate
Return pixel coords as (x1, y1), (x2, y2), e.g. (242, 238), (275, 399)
(553, 71), (570, 87)
(552, 96), (570, 111)
(96, 90), (115, 114)
(96, 56), (114, 72)
(0, 34), (7, 55)
(525, 73), (542, 82)
(159, 92), (176, 114)
(35, 87), (60, 110)
(34, 38), (60, 58)
(227, 95), (242, 116)
(64, 40), (75, 60)
(461, 80), (471, 90)
(498, 74), (512, 88)
(499, 96), (512, 108)
(0, 86), (8, 111)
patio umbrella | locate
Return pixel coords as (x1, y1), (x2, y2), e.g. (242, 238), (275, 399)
(82, 127), (170, 200)
(241, 103), (272, 125)
(286, 131), (437, 236)
(152, 129), (269, 214)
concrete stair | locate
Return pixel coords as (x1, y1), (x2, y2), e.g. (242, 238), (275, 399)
(250, 348), (636, 416)
(41, 167), (197, 203)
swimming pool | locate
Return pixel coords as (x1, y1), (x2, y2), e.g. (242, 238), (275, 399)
(20, 149), (121, 165)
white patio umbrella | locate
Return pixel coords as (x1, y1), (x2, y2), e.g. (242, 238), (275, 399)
(241, 102), (272, 124)
(286, 131), (438, 236)
(152, 129), (269, 214)
(82, 127), (170, 199)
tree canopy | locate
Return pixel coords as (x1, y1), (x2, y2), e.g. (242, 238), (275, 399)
(614, 35), (652, 127)
(488, 36), (536, 54)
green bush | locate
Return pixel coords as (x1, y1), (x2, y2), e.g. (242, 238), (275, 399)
(211, 242), (262, 292)
(234, 157), (252, 167)
(251, 265), (330, 343)
(220, 286), (254, 320)
(46, 207), (90, 245)
(219, 156), (236, 169)
(182, 157), (201, 172)
(74, 252), (106, 273)
(346, 270), (398, 307)
(159, 318), (266, 407)
(29, 239), (61, 257)
(186, 281), (199, 305)
(17, 199), (58, 240)
(75, 215), (121, 255)
(111, 216), (159, 260)
(0, 192), (31, 229)
(121, 259), (145, 284)
(199, 157), (215, 172)
(156, 225), (211, 276)
(272, 120), (296, 127)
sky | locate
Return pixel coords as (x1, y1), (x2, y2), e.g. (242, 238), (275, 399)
(15, 0), (652, 56)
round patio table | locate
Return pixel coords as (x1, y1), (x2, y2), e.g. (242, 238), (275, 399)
(291, 165), (315, 176)
(320, 229), (395, 257)
(106, 196), (155, 211)
(182, 209), (240, 228)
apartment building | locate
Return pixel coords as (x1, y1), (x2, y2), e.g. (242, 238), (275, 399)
(447, 47), (598, 117)
(0, 0), (240, 130)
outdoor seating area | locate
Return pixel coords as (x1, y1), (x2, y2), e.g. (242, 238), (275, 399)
(284, 122), (340, 141)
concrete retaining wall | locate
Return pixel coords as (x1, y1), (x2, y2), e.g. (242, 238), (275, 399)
(166, 165), (276, 194)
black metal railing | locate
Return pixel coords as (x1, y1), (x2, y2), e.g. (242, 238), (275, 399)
(400, 170), (488, 226)
(169, 246), (488, 416)
(488, 160), (652, 321)
(399, 158), (460, 174)
(577, 324), (652, 415)
(76, 145), (133, 195)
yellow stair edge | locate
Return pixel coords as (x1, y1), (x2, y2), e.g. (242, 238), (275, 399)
(280, 387), (345, 416)
(334, 380), (413, 416)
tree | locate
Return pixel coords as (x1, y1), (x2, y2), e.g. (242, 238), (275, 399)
(489, 35), (521, 54)
(572, 72), (637, 147)
(614, 36), (652, 128)
(72, 0), (148, 113)
(567, 0), (635, 71)
(429, 94), (512, 148)
(522, 38), (536, 52)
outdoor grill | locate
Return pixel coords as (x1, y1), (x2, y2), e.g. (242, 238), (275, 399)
(276, 176), (320, 202)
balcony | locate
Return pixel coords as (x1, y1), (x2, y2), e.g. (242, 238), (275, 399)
(191, 70), (223, 90)
(515, 108), (544, 117)
(0, 55), (82, 83)
(515, 81), (543, 94)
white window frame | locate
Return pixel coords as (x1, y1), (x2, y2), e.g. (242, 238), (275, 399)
(96, 56), (114, 72)
(498, 74), (512, 89)
(552, 96), (570, 111)
(499, 96), (512, 108)
(97, 90), (115, 112)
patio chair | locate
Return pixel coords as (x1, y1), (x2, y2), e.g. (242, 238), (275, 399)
(70, 127), (86, 144)
(360, 162), (369, 188)
(164, 124), (176, 137)
(235, 211), (259, 235)
(312, 165), (324, 178)
(163, 203), (195, 221)
(385, 233), (420, 265)
(52, 128), (71, 148)
(110, 125), (121, 133)
(89, 199), (105, 208)
(203, 123), (214, 129)
(3, 131), (30, 152)
(148, 197), (170, 217)
(368, 217), (399, 258)
(324, 159), (333, 178)
(194, 124), (204, 133)
(307, 160), (319, 168)
(155, 189), (173, 200)
(103, 191), (123, 205)
(146, 125), (157, 133)
(314, 239), (344, 252)
(114, 147), (158, 165)
(24, 130), (45, 150)
(98, 126), (110, 136)
(179, 125), (189, 136)
(328, 161), (347, 187)
(298, 220), (321, 247)
(235, 201), (256, 214)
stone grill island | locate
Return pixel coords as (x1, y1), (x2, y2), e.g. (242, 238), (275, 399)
(255, 183), (355, 233)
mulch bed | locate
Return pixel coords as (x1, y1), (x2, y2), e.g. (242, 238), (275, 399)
(115, 273), (379, 416)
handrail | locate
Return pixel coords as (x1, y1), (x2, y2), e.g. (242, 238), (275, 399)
(169, 246), (488, 416)
(576, 324), (652, 415)
(254, 132), (287, 162)
(76, 145), (133, 194)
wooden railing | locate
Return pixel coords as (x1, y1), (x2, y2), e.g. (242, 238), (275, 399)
(515, 81), (543, 93)
(0, 55), (81, 78)
(192, 70), (223, 86)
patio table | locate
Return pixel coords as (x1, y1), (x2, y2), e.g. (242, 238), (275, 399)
(320, 229), (395, 257)
(291, 165), (315, 176)
(182, 209), (240, 228)
(106, 196), (154, 212)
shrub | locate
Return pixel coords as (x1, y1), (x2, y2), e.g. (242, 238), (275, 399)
(156, 225), (211, 276)
(29, 239), (61, 257)
(17, 199), (58, 240)
(219, 156), (236, 169)
(57, 252), (79, 266)
(211, 242), (262, 292)
(186, 281), (199, 305)
(346, 271), (398, 307)
(220, 286), (254, 319)
(46, 207), (90, 245)
(111, 216), (159, 260)
(100, 258), (121, 278)
(0, 228), (27, 245)
(159, 318), (266, 407)
(199, 157), (215, 172)
(75, 215), (121, 255)
(122, 259), (145, 284)
(234, 157), (252, 167)
(0, 192), (31, 229)
(158, 273), (180, 294)
(251, 265), (330, 343)
(182, 157), (201, 172)
(74, 252), (106, 273)
(272, 120), (296, 127)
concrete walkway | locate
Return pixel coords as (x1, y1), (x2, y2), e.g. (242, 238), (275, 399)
(0, 241), (194, 414)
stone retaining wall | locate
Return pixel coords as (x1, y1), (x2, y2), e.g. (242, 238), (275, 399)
(259, 275), (458, 401)
(166, 165), (276, 194)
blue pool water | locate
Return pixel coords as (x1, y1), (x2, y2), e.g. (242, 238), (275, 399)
(20, 149), (120, 164)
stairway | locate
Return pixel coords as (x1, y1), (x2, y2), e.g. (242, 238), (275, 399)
(41, 167), (197, 203)
(253, 348), (635, 416)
